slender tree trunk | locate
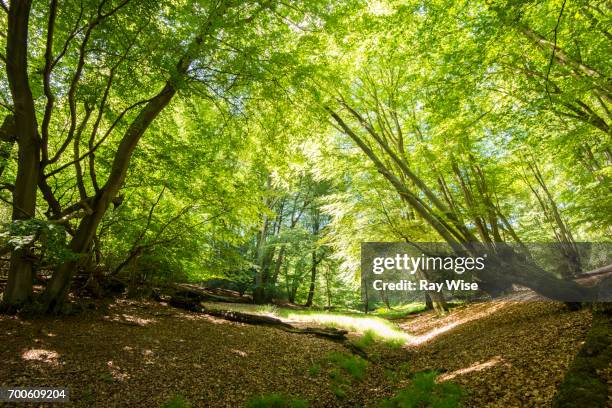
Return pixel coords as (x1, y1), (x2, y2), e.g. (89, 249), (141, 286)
(305, 209), (321, 307)
(270, 245), (285, 287)
(2, 0), (40, 311)
(424, 292), (433, 310)
(253, 215), (269, 304)
(305, 250), (318, 307)
(416, 269), (447, 315)
(329, 107), (594, 306)
(325, 269), (332, 308)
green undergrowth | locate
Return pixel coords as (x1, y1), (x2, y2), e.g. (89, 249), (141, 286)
(307, 351), (369, 399)
(373, 303), (428, 319)
(246, 393), (309, 408)
(325, 351), (368, 380)
(160, 395), (192, 408)
(351, 329), (405, 351)
(380, 371), (463, 408)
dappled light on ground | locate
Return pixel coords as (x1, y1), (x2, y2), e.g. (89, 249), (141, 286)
(403, 301), (509, 346)
(201, 302), (414, 344)
(391, 301), (591, 407)
(0, 299), (594, 407)
(21, 348), (60, 366)
(103, 313), (157, 326)
(286, 312), (413, 344)
(438, 356), (504, 381)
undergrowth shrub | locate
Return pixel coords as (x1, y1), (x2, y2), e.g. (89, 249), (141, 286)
(322, 351), (368, 399)
(325, 351), (368, 380)
(380, 371), (463, 408)
(246, 393), (309, 408)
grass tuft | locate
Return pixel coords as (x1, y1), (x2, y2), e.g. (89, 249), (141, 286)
(246, 393), (308, 408)
(380, 371), (463, 408)
(325, 351), (368, 380)
(160, 395), (192, 408)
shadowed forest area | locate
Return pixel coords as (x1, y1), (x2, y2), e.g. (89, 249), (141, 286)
(0, 0), (610, 406)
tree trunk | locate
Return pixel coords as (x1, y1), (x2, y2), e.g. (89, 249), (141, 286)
(416, 269), (447, 315)
(424, 292), (433, 310)
(253, 177), (271, 304)
(305, 210), (321, 307)
(2, 0), (40, 311)
(270, 245), (285, 288)
(305, 250), (317, 307)
(39, 1), (234, 313)
(329, 107), (594, 307)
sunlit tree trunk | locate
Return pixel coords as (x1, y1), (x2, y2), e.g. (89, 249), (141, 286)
(328, 106), (595, 307)
(305, 209), (321, 307)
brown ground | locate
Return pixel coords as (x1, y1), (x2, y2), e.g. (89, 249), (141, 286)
(0, 298), (594, 407)
(390, 300), (593, 407)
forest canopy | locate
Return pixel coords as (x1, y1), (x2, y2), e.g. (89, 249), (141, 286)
(0, 0), (610, 312)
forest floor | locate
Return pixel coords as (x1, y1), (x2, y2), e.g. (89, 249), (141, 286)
(0, 297), (598, 407)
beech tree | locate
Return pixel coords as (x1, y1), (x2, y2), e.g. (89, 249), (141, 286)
(0, 0), (317, 312)
(0, 0), (608, 313)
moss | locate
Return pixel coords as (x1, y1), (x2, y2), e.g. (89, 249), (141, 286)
(553, 312), (611, 408)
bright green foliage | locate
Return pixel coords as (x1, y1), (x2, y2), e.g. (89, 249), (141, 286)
(0, 0), (609, 310)
(351, 330), (377, 350)
(380, 371), (464, 408)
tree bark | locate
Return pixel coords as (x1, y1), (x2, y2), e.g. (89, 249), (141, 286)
(305, 209), (321, 307)
(2, 0), (40, 311)
(416, 268), (447, 315)
(305, 250), (318, 307)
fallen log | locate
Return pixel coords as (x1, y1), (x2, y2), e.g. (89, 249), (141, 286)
(201, 308), (366, 358)
(156, 293), (367, 358)
(163, 283), (252, 304)
(202, 308), (294, 329)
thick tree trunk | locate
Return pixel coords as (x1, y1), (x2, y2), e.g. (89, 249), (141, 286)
(2, 0), (40, 311)
(424, 292), (433, 310)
